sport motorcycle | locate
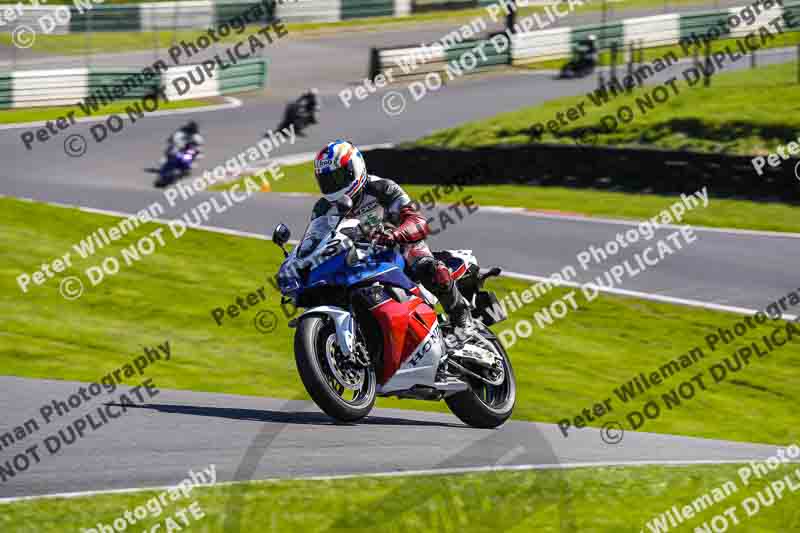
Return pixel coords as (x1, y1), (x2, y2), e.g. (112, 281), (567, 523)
(271, 197), (516, 428)
(154, 145), (200, 188)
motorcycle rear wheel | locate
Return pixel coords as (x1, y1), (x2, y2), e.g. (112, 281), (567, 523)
(445, 330), (516, 428)
(294, 316), (376, 423)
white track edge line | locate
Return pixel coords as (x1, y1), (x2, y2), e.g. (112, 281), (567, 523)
(0, 97), (242, 131)
(479, 207), (800, 240)
(24, 200), (798, 319)
(501, 270), (799, 321)
(2, 458), (797, 504)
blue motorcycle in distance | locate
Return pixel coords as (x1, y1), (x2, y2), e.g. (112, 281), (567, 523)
(154, 145), (201, 188)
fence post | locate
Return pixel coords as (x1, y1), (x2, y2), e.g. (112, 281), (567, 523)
(11, 26), (17, 70)
(610, 40), (618, 86)
(750, 47), (756, 69)
(263, 0), (271, 59)
(506, 8), (516, 35)
(84, 10), (92, 68)
(368, 47), (380, 81)
(152, 18), (159, 64)
(626, 41), (634, 92)
(172, 3), (178, 49)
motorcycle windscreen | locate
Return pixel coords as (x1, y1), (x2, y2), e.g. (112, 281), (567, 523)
(296, 216), (337, 258)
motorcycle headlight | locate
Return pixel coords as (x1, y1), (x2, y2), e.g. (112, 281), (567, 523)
(278, 275), (300, 294)
(277, 261), (301, 295)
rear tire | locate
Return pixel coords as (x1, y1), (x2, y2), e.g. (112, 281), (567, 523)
(445, 331), (516, 429)
(294, 316), (376, 423)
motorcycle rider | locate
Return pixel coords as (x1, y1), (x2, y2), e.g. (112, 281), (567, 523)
(310, 139), (474, 333)
(166, 120), (204, 161)
(277, 89), (320, 137)
(299, 88), (320, 125)
(572, 34), (598, 72)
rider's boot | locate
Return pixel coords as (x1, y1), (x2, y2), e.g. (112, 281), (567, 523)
(430, 265), (494, 368)
(436, 277), (472, 331)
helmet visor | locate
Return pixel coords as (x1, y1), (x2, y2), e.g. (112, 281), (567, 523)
(316, 166), (353, 195)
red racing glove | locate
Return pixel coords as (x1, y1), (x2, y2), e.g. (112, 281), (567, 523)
(391, 205), (430, 244)
(371, 228), (397, 247)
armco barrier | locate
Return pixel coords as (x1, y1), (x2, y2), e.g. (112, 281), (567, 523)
(362, 145), (800, 203)
(0, 59), (267, 108)
(369, 1), (800, 79)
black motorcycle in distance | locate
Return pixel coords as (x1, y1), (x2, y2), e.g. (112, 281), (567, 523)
(274, 90), (319, 137)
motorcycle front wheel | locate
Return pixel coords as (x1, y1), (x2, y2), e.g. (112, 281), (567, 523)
(294, 316), (376, 422)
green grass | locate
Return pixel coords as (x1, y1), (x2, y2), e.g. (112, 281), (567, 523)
(2, 196), (799, 446)
(416, 61), (800, 155)
(3, 464), (799, 531)
(0, 97), (221, 124)
(214, 163), (800, 233)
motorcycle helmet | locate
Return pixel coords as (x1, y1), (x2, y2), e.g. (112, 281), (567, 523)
(313, 140), (367, 203)
(183, 121), (199, 136)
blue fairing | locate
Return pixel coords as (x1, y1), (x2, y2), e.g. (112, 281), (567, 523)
(304, 247), (416, 294)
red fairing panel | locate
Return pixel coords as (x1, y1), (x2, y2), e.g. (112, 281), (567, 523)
(371, 297), (437, 384)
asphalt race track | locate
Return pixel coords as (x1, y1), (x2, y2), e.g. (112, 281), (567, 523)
(0, 377), (789, 499)
(2, 12), (800, 500)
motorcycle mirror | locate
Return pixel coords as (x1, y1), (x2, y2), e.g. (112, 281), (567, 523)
(327, 196), (354, 236)
(272, 223), (291, 257)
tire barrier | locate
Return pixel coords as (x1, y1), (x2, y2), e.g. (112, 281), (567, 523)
(0, 0), (423, 32)
(362, 145), (800, 203)
(0, 58), (267, 109)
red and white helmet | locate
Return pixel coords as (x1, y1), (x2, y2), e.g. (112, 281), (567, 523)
(313, 140), (367, 202)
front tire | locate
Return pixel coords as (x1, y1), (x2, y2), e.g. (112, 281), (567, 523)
(445, 330), (516, 428)
(294, 316), (376, 423)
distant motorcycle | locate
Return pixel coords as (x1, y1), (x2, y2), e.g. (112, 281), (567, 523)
(274, 90), (319, 137)
(559, 59), (595, 79)
(154, 146), (200, 188)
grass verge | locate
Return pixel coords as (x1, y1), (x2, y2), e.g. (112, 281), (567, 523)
(214, 162), (800, 233)
(2, 196), (799, 445)
(2, 464), (799, 531)
(0, 97), (222, 125)
(415, 61), (800, 155)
